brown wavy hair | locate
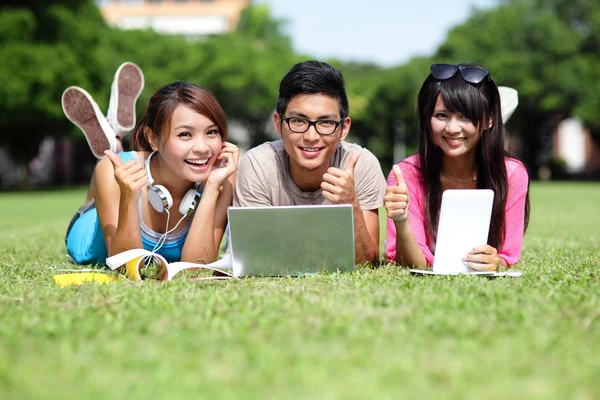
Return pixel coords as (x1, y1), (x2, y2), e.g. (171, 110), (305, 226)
(130, 81), (227, 150)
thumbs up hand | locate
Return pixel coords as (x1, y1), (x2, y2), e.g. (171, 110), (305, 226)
(104, 150), (148, 203)
(321, 152), (361, 205)
(384, 164), (409, 222)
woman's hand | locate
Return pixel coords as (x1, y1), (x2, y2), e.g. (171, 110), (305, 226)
(205, 142), (239, 190)
(463, 245), (505, 272)
(104, 150), (147, 203)
(384, 165), (409, 223)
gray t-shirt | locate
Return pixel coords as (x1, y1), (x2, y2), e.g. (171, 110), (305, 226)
(234, 140), (386, 210)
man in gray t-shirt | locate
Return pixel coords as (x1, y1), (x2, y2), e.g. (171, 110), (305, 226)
(234, 61), (387, 265)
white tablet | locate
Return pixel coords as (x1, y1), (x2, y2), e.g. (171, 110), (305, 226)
(432, 189), (494, 274)
(409, 269), (522, 278)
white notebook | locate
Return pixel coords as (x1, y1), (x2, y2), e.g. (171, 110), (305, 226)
(409, 189), (521, 277)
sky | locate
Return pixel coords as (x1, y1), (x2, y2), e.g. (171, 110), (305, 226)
(254, 0), (500, 67)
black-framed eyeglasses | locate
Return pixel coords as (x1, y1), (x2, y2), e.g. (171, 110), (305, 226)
(430, 64), (489, 84)
(281, 115), (344, 135)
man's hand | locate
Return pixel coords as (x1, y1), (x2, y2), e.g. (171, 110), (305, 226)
(384, 165), (409, 223)
(321, 152), (361, 205)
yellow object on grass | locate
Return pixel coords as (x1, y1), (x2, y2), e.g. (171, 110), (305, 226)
(125, 256), (144, 281)
(53, 272), (119, 288)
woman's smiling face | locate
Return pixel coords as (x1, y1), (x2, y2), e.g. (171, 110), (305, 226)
(156, 104), (223, 184)
(430, 94), (487, 161)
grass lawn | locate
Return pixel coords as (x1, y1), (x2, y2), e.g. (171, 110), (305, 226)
(0, 182), (598, 399)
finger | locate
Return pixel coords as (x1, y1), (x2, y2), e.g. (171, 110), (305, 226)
(231, 148), (240, 165)
(320, 181), (341, 195)
(218, 145), (238, 158)
(385, 189), (409, 202)
(393, 164), (405, 187)
(129, 167), (148, 183)
(387, 209), (408, 220)
(469, 244), (497, 255)
(386, 204), (408, 221)
(384, 200), (408, 210)
(104, 150), (123, 168)
(322, 172), (346, 187)
(219, 144), (238, 153)
(221, 152), (237, 170)
(219, 147), (240, 166)
(324, 167), (348, 178)
(463, 252), (499, 267)
(215, 151), (234, 168)
(344, 152), (362, 175)
(384, 200), (408, 212)
(321, 190), (338, 204)
(120, 159), (142, 172)
(384, 192), (408, 205)
(133, 174), (148, 189)
(126, 175), (148, 192)
(464, 262), (497, 272)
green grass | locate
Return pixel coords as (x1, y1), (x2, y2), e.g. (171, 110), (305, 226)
(0, 183), (598, 399)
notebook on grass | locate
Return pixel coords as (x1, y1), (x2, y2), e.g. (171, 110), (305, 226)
(409, 189), (521, 278)
(106, 204), (356, 280)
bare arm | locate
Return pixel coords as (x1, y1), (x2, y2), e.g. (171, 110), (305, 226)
(96, 151), (146, 256)
(352, 207), (380, 265)
(180, 176), (233, 263)
(181, 142), (238, 263)
(384, 165), (427, 268)
(321, 152), (379, 265)
(392, 220), (427, 267)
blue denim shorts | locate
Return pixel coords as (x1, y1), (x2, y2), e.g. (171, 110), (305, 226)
(65, 200), (108, 265)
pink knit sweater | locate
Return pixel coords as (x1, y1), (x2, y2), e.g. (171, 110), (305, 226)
(385, 154), (529, 266)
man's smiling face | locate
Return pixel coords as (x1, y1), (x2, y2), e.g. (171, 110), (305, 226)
(274, 93), (350, 181)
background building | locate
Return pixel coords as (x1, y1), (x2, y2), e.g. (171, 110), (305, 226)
(96, 0), (251, 39)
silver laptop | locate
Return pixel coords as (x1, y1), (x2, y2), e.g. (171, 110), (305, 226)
(227, 204), (355, 277)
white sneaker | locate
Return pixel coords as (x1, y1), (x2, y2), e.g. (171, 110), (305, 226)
(107, 62), (145, 137)
(61, 86), (117, 159)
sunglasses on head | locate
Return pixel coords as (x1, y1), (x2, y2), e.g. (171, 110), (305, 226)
(430, 64), (489, 84)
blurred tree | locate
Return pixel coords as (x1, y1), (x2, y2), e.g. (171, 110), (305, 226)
(0, 2), (299, 185)
(543, 0), (600, 141)
(331, 61), (385, 147)
(102, 27), (195, 118)
(102, 4), (298, 148)
(5, 0), (597, 186)
(434, 0), (600, 176)
(0, 0), (108, 181)
(198, 4), (297, 147)
(359, 58), (432, 174)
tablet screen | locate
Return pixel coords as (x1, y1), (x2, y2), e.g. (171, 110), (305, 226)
(432, 189), (494, 274)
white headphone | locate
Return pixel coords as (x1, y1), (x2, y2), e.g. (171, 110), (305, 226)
(145, 151), (201, 216)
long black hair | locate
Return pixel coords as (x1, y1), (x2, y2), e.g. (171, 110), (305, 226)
(415, 64), (530, 250)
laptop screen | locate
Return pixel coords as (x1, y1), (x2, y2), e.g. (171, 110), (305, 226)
(227, 205), (355, 277)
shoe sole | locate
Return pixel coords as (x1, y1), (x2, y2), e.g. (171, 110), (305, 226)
(62, 87), (114, 159)
(115, 63), (144, 131)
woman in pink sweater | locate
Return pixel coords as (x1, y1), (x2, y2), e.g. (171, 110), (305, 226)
(385, 63), (530, 271)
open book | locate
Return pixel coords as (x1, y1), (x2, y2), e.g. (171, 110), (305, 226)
(105, 249), (235, 281)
